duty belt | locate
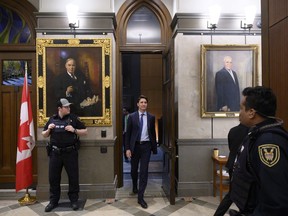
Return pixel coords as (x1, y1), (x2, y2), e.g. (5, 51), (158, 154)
(52, 145), (76, 154)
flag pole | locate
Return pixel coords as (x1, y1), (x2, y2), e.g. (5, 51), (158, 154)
(18, 188), (37, 205)
(16, 65), (37, 205)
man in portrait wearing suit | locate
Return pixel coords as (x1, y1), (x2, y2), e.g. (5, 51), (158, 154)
(125, 95), (157, 209)
(215, 56), (240, 112)
(54, 58), (101, 116)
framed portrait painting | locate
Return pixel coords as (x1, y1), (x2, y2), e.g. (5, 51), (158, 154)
(36, 38), (112, 126)
(200, 44), (259, 118)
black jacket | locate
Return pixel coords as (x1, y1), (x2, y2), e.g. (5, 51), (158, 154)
(226, 124), (249, 171)
(231, 119), (288, 215)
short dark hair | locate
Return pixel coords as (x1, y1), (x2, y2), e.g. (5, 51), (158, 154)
(242, 86), (277, 117)
(57, 100), (63, 108)
(137, 95), (148, 103)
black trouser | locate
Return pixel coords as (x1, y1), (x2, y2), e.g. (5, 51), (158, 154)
(130, 141), (152, 201)
(214, 191), (233, 216)
(48, 149), (79, 204)
(214, 170), (233, 216)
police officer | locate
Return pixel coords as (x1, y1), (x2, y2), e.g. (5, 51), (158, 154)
(42, 98), (87, 212)
(229, 86), (288, 216)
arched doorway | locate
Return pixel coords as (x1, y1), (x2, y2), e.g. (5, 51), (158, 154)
(0, 0), (37, 188)
(116, 0), (176, 204)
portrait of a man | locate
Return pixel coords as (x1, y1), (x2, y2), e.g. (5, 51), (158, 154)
(200, 44), (259, 117)
(45, 47), (103, 117)
(215, 56), (240, 112)
(36, 38), (112, 126)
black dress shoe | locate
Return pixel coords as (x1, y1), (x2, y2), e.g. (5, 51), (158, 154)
(229, 209), (243, 216)
(45, 203), (58, 212)
(138, 199), (148, 209)
(71, 202), (79, 210)
(132, 188), (138, 194)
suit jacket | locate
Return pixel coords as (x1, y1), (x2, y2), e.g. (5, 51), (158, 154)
(125, 111), (157, 154)
(53, 71), (103, 116)
(226, 123), (249, 171)
(215, 68), (240, 111)
(54, 71), (92, 105)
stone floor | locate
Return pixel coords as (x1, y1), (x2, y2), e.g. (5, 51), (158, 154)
(0, 179), (236, 216)
(0, 150), (238, 215)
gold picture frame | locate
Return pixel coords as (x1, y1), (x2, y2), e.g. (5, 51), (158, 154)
(200, 44), (259, 118)
(36, 38), (112, 126)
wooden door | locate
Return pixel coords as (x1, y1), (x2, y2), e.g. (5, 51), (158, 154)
(140, 54), (163, 131)
(161, 49), (176, 205)
(0, 51), (37, 188)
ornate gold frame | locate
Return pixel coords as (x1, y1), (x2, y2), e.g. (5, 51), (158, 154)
(36, 38), (112, 126)
(200, 44), (259, 118)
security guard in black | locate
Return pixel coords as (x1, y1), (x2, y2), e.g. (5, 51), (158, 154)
(42, 98), (87, 211)
(231, 120), (288, 216)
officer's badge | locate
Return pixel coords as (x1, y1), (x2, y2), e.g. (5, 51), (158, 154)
(258, 144), (280, 167)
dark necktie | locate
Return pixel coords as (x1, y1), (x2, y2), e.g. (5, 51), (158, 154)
(228, 70), (235, 83)
(139, 113), (144, 141)
(71, 73), (76, 79)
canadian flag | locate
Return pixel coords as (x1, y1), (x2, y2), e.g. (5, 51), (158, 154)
(16, 71), (35, 192)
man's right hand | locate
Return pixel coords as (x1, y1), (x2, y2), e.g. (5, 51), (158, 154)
(220, 105), (230, 112)
(126, 150), (132, 159)
(66, 86), (73, 96)
(48, 123), (55, 130)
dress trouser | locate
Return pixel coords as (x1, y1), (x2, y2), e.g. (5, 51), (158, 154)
(214, 170), (233, 216)
(130, 142), (152, 200)
(214, 191), (233, 216)
(49, 149), (79, 204)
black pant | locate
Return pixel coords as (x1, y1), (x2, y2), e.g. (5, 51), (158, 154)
(130, 141), (151, 200)
(49, 149), (79, 204)
(214, 191), (233, 216)
(214, 171), (233, 216)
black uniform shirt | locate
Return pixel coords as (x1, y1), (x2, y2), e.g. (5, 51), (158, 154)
(232, 119), (288, 216)
(43, 113), (86, 147)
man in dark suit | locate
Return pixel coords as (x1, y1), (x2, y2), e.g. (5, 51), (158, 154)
(214, 123), (249, 216)
(215, 56), (240, 112)
(125, 95), (157, 209)
(54, 58), (101, 116)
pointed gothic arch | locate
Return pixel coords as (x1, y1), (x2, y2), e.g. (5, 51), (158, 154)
(116, 0), (172, 50)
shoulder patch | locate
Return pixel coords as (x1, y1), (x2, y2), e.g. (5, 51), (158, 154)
(258, 144), (280, 167)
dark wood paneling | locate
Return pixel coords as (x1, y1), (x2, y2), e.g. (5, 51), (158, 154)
(0, 52), (37, 186)
(261, 0), (270, 86)
(0, 89), (17, 180)
(268, 0), (288, 26)
(262, 0), (288, 129)
(141, 54), (163, 138)
(269, 19), (288, 128)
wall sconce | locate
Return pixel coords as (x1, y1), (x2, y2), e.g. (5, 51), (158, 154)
(241, 6), (256, 31)
(66, 4), (79, 30)
(207, 5), (221, 30)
